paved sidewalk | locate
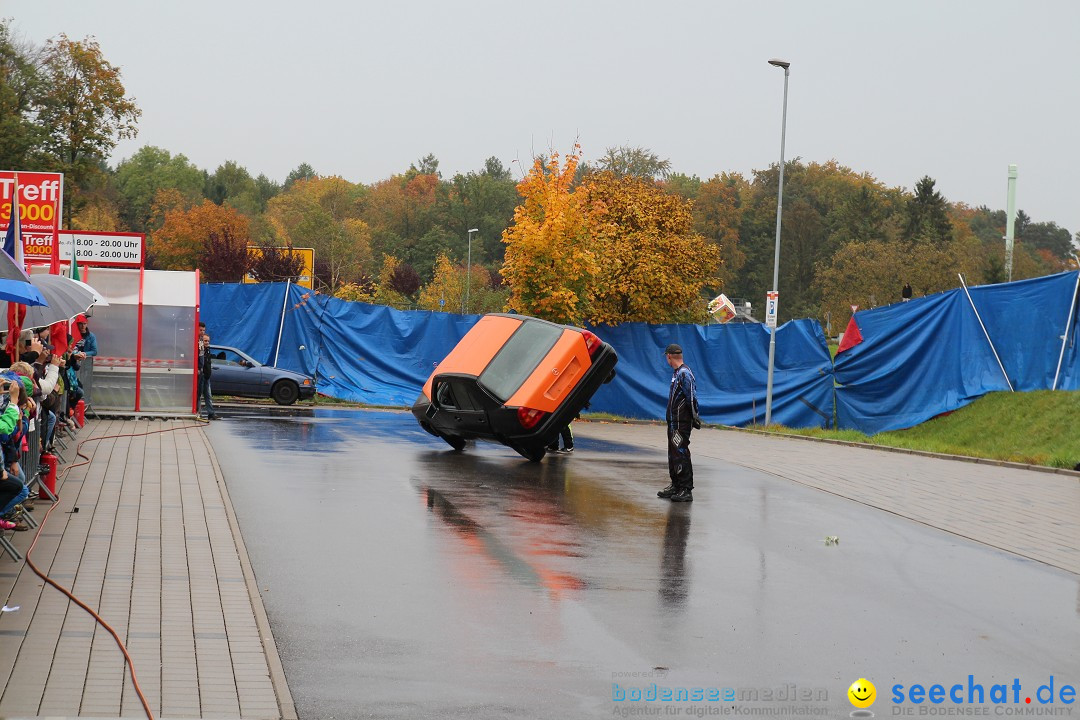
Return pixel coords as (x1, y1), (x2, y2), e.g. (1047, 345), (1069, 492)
(0, 418), (296, 720)
(582, 422), (1080, 576)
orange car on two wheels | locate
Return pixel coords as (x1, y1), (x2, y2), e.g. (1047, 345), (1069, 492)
(412, 314), (618, 461)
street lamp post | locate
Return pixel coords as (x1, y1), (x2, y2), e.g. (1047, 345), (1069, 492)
(764, 58), (790, 426)
(464, 228), (479, 314)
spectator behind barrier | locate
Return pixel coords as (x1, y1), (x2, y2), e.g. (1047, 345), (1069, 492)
(0, 373), (28, 531)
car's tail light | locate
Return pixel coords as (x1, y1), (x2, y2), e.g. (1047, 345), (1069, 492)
(581, 330), (602, 356)
(517, 406), (547, 429)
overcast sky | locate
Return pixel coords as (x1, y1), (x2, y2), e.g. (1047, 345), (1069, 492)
(6, 0), (1079, 237)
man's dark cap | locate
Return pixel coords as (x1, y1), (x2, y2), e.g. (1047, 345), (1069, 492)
(665, 343), (683, 355)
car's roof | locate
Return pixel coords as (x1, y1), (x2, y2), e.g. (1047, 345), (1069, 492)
(429, 315), (524, 378)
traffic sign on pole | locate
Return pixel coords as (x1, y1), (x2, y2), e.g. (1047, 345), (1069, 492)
(765, 291), (779, 328)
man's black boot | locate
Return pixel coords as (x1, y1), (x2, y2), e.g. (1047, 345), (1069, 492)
(657, 484), (676, 499)
(670, 488), (693, 502)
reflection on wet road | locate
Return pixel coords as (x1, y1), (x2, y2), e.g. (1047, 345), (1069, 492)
(208, 409), (1080, 720)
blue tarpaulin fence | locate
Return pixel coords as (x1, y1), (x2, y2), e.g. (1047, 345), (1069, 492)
(201, 270), (1079, 434)
(200, 283), (835, 428)
(834, 270), (1080, 434)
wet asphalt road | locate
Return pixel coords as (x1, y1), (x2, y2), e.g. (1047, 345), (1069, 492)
(206, 408), (1079, 720)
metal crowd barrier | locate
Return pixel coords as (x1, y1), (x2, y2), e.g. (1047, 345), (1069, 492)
(1, 361), (93, 561)
(1, 410), (45, 562)
(76, 356), (95, 417)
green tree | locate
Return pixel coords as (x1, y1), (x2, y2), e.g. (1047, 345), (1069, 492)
(665, 173), (703, 201)
(284, 162), (316, 190)
(584, 145), (672, 180)
(361, 171), (441, 278)
(441, 159), (519, 267)
(0, 20), (46, 170)
(828, 185), (894, 245)
(411, 153), (441, 177)
(266, 176), (371, 290)
(35, 33), (140, 214)
(205, 160), (265, 214)
(903, 176), (953, 243)
(1021, 220), (1074, 259)
(114, 145), (204, 232)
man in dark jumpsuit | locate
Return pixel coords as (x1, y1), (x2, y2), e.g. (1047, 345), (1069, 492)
(657, 344), (700, 502)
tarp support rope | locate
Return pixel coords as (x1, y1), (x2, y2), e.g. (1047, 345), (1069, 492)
(1051, 271), (1080, 390)
(959, 273), (1013, 392)
(272, 278), (290, 368)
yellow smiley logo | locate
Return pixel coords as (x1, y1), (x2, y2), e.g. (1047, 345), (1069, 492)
(848, 678), (876, 708)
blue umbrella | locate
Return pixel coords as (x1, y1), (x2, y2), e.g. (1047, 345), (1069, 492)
(1, 206), (48, 306)
(0, 251), (47, 306)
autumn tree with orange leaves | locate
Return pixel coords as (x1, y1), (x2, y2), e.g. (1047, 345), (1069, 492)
(582, 172), (721, 324)
(501, 148), (597, 325)
(149, 199), (251, 271)
(502, 149), (721, 325)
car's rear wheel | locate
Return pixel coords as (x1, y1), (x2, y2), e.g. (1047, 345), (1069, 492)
(271, 380), (300, 405)
(510, 443), (546, 462)
(441, 434), (466, 451)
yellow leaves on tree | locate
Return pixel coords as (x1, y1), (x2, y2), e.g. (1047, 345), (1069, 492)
(583, 172), (721, 325)
(70, 198), (122, 232)
(416, 253), (506, 314)
(150, 200), (250, 271)
(501, 151), (721, 326)
(371, 255), (408, 308)
(501, 147), (596, 325)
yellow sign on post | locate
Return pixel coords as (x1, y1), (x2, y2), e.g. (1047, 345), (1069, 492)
(243, 246), (315, 289)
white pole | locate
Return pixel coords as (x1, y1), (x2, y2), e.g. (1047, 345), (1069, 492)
(1051, 269), (1080, 390)
(465, 228), (478, 315)
(765, 59), (790, 426)
(272, 278), (291, 367)
(958, 274), (1013, 392)
(1004, 165), (1017, 283)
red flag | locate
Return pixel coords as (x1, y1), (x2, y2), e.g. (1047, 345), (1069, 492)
(71, 314), (85, 346)
(5, 303), (25, 359)
(50, 321), (68, 356)
(837, 312), (863, 354)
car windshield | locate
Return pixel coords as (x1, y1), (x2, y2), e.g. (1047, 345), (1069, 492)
(478, 321), (563, 402)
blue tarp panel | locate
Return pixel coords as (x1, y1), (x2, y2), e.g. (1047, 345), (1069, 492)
(200, 284), (836, 428)
(966, 271), (1080, 392)
(835, 271), (1080, 434)
(586, 319), (835, 428)
(274, 293), (477, 406)
(200, 282), (288, 363)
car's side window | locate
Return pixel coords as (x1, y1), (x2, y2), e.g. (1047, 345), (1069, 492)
(211, 350), (246, 367)
(435, 379), (483, 412)
(435, 381), (457, 408)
